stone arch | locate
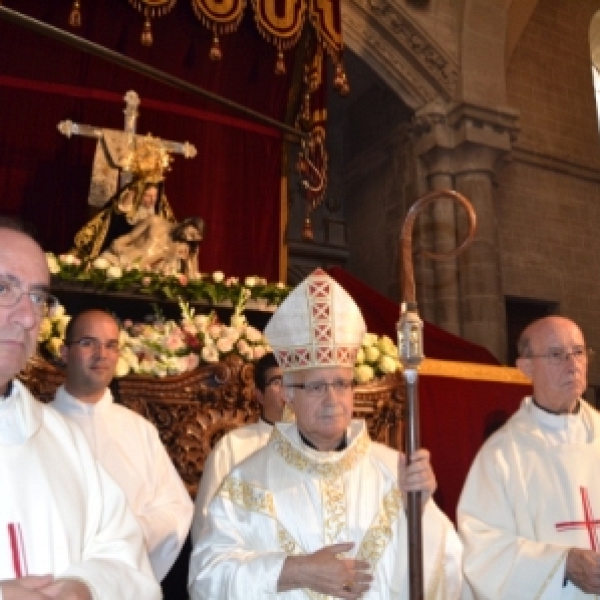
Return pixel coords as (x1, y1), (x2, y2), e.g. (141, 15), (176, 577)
(341, 0), (459, 110)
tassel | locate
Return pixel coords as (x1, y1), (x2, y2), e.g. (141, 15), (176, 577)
(333, 62), (350, 96)
(299, 92), (312, 131)
(209, 34), (222, 61)
(302, 217), (314, 241)
(69, 0), (82, 27)
(275, 50), (286, 75)
(141, 17), (153, 46)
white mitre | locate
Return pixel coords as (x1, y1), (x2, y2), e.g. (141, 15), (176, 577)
(264, 268), (366, 372)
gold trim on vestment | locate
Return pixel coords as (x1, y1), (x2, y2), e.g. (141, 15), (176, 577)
(322, 478), (345, 545)
(271, 425), (371, 479)
(357, 488), (401, 567)
(219, 477), (275, 516)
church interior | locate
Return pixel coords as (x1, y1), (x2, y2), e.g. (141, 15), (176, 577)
(2, 0), (600, 596)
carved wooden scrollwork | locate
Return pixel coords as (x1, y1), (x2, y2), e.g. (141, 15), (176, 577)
(18, 354), (405, 496)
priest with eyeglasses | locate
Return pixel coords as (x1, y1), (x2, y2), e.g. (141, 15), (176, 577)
(188, 268), (463, 600)
(458, 315), (600, 598)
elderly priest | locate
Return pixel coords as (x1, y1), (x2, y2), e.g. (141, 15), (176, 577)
(0, 220), (160, 600)
(188, 268), (463, 599)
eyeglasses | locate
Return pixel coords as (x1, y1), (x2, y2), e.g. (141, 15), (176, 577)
(285, 379), (356, 398)
(65, 337), (120, 353)
(525, 347), (594, 366)
(0, 278), (59, 317)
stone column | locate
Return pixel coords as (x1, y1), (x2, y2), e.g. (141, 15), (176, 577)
(413, 100), (519, 361)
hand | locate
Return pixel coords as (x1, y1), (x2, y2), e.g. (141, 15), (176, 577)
(277, 542), (373, 598)
(0, 575), (54, 599)
(566, 547), (600, 593)
(398, 448), (437, 508)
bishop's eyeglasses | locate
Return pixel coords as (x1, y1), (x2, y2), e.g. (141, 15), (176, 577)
(285, 379), (356, 398)
(525, 346), (594, 366)
(0, 278), (59, 317)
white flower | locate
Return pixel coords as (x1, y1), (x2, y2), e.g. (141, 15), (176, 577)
(245, 326), (263, 343)
(46, 253), (60, 275)
(276, 282), (286, 289)
(59, 253), (78, 265)
(216, 337), (234, 354)
(244, 276), (257, 287)
(201, 346), (220, 363)
(236, 339), (250, 355)
(212, 271), (224, 283)
(46, 337), (63, 358)
(355, 347), (365, 364)
(38, 318), (52, 342)
(93, 257), (110, 270)
(378, 355), (399, 374)
(208, 324), (222, 340)
(55, 315), (71, 338)
(114, 356), (131, 378)
(253, 345), (267, 360)
(355, 364), (374, 383)
(362, 333), (379, 347)
(221, 326), (241, 343)
(106, 265), (123, 279)
(365, 346), (380, 362)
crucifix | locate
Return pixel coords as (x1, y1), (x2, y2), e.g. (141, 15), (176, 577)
(57, 90), (197, 207)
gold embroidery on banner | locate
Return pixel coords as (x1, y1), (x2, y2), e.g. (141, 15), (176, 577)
(357, 488), (401, 567)
(321, 478), (345, 545)
(219, 477), (275, 517)
(272, 426), (371, 479)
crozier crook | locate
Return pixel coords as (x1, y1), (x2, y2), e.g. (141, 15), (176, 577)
(398, 190), (476, 600)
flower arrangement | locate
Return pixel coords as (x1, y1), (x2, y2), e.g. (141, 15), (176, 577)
(37, 300), (402, 383)
(38, 305), (71, 359)
(354, 333), (402, 383)
(46, 252), (291, 308)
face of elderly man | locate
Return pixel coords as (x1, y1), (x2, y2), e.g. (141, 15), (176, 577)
(285, 366), (355, 451)
(0, 228), (49, 389)
(517, 316), (588, 413)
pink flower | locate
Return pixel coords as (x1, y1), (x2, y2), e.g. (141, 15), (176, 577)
(253, 346), (267, 360)
(123, 319), (133, 328)
(216, 337), (234, 354)
(177, 274), (188, 286)
(142, 276), (151, 286)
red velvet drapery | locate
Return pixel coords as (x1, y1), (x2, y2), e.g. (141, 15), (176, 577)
(0, 0), (295, 281)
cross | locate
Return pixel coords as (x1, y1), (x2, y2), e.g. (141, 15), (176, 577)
(555, 486), (600, 551)
(57, 90), (197, 207)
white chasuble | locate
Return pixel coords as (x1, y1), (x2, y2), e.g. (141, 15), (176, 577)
(0, 380), (160, 599)
(458, 396), (600, 599)
(189, 420), (463, 600)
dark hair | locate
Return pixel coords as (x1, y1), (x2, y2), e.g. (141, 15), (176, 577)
(65, 309), (119, 343)
(170, 217), (204, 254)
(0, 216), (37, 238)
(254, 352), (279, 391)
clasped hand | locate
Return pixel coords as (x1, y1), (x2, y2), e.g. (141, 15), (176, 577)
(278, 542), (373, 598)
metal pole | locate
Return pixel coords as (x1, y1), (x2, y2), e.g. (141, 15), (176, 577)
(0, 6), (304, 142)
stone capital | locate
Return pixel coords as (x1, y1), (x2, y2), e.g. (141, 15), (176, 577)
(413, 100), (520, 176)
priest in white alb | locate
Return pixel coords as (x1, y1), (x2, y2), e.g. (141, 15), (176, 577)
(0, 220), (160, 600)
(458, 315), (600, 598)
(188, 268), (463, 600)
(191, 351), (286, 545)
(51, 309), (194, 582)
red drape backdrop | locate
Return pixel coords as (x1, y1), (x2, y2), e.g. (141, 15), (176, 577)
(0, 0), (294, 281)
(328, 267), (533, 520)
